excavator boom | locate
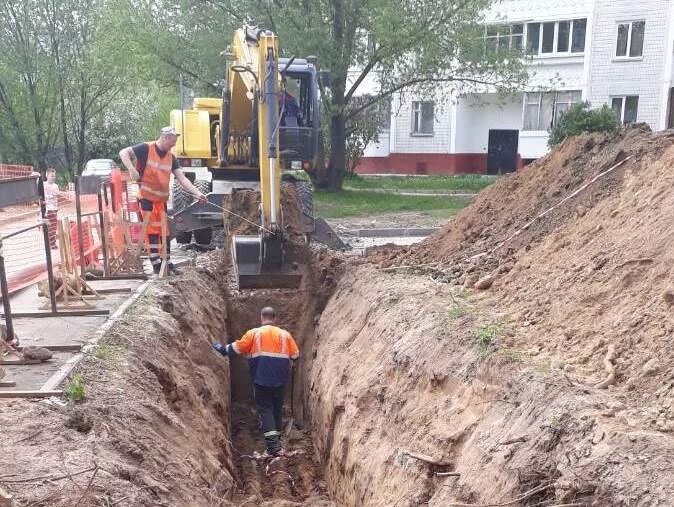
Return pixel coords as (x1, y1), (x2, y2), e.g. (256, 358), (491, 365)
(228, 27), (301, 289)
(169, 25), (317, 289)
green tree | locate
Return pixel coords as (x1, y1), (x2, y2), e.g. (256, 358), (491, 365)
(247, 0), (529, 189)
(119, 0), (240, 95)
(344, 94), (390, 175)
(0, 0), (60, 170)
(0, 0), (144, 176)
(548, 102), (620, 147)
(43, 0), (131, 176)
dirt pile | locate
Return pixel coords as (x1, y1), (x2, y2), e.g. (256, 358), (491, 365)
(303, 126), (674, 505)
(377, 125), (670, 270)
(222, 183), (310, 240)
(372, 125), (674, 391)
(0, 256), (235, 506)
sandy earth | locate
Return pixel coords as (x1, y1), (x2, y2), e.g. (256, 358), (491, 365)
(3, 126), (674, 506)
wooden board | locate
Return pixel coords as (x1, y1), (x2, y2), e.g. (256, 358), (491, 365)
(0, 390), (62, 398)
(0, 358), (45, 366)
(0, 381), (16, 387)
(17, 344), (82, 352)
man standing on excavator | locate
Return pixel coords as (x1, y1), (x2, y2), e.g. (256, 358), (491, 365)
(119, 126), (207, 275)
(212, 306), (300, 456)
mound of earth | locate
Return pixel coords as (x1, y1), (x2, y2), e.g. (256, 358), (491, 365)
(292, 126), (674, 506)
(370, 125), (674, 395)
(222, 183), (309, 241)
(331, 125), (674, 503)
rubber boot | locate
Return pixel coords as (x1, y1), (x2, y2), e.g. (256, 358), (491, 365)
(265, 435), (282, 456)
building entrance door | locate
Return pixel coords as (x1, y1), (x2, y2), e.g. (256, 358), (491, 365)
(487, 129), (519, 174)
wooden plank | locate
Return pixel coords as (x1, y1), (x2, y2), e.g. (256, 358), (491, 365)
(92, 287), (132, 294)
(0, 390), (62, 398)
(4, 309), (110, 318)
(17, 344), (82, 352)
(0, 380), (16, 387)
(0, 358), (45, 365)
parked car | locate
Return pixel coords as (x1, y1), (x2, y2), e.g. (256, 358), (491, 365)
(82, 159), (118, 177)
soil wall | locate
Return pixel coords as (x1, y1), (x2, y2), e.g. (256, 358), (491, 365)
(308, 265), (674, 505)
(0, 258), (236, 506)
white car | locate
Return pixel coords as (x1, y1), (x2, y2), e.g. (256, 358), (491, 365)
(82, 159), (118, 177)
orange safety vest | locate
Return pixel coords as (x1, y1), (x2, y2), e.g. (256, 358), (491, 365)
(138, 142), (172, 202)
(233, 325), (299, 360)
(232, 325), (300, 387)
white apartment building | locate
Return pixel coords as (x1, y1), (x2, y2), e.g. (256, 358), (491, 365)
(357, 0), (674, 174)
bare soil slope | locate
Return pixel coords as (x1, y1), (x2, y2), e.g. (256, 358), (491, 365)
(311, 126), (674, 504)
(372, 125), (674, 400)
(0, 253), (335, 506)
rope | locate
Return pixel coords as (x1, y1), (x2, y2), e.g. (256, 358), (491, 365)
(189, 195), (276, 235)
(470, 156), (632, 260)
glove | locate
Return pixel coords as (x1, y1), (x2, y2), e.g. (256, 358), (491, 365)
(212, 342), (228, 357)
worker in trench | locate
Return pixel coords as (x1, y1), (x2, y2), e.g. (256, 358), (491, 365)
(119, 126), (207, 275)
(212, 306), (300, 456)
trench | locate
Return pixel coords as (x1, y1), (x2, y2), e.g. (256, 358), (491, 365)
(145, 250), (544, 506)
(174, 248), (343, 506)
(222, 283), (332, 505)
(4, 248), (639, 506)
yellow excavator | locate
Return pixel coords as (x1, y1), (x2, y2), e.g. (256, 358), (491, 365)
(168, 26), (323, 289)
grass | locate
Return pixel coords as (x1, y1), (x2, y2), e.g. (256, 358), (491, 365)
(448, 305), (467, 321)
(95, 343), (125, 361)
(314, 189), (472, 219)
(343, 174), (498, 192)
(473, 324), (501, 357)
(64, 373), (86, 402)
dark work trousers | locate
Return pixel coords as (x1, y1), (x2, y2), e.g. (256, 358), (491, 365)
(254, 383), (285, 453)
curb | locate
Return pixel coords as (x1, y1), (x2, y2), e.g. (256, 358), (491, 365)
(343, 227), (439, 238)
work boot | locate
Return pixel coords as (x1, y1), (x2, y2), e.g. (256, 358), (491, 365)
(265, 436), (283, 456)
(167, 263), (181, 275)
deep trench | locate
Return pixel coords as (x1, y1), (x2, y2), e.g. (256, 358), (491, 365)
(221, 285), (332, 504)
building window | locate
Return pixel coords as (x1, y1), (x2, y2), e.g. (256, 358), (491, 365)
(616, 21), (645, 58)
(611, 96), (639, 124)
(526, 19), (586, 55)
(412, 101), (434, 135)
(485, 24), (524, 55)
(523, 91), (582, 131)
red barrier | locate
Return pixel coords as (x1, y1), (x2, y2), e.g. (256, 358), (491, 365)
(69, 220), (100, 268)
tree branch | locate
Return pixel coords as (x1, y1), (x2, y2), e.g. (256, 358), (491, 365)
(346, 75), (512, 120)
(344, 53), (380, 104)
(196, 0), (245, 22)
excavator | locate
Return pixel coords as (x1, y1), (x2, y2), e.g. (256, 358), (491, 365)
(168, 26), (323, 289)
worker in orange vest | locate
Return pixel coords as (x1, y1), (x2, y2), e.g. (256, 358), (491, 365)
(119, 126), (206, 275)
(213, 306), (300, 456)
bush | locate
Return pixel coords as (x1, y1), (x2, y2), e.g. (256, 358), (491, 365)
(548, 102), (620, 147)
(64, 373), (86, 402)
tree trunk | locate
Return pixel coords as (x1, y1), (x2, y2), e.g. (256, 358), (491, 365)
(328, 111), (346, 191)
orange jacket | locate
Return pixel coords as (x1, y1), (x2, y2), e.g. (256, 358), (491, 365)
(138, 142), (171, 202)
(231, 325), (299, 387)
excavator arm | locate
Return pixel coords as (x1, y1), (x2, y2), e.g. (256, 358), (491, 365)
(168, 25), (307, 289)
(228, 27), (302, 288)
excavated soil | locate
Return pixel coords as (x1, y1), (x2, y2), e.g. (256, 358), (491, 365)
(4, 126), (674, 506)
(348, 125), (674, 504)
(0, 251), (342, 506)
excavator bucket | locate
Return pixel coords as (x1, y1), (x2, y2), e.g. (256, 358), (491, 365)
(232, 235), (303, 289)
